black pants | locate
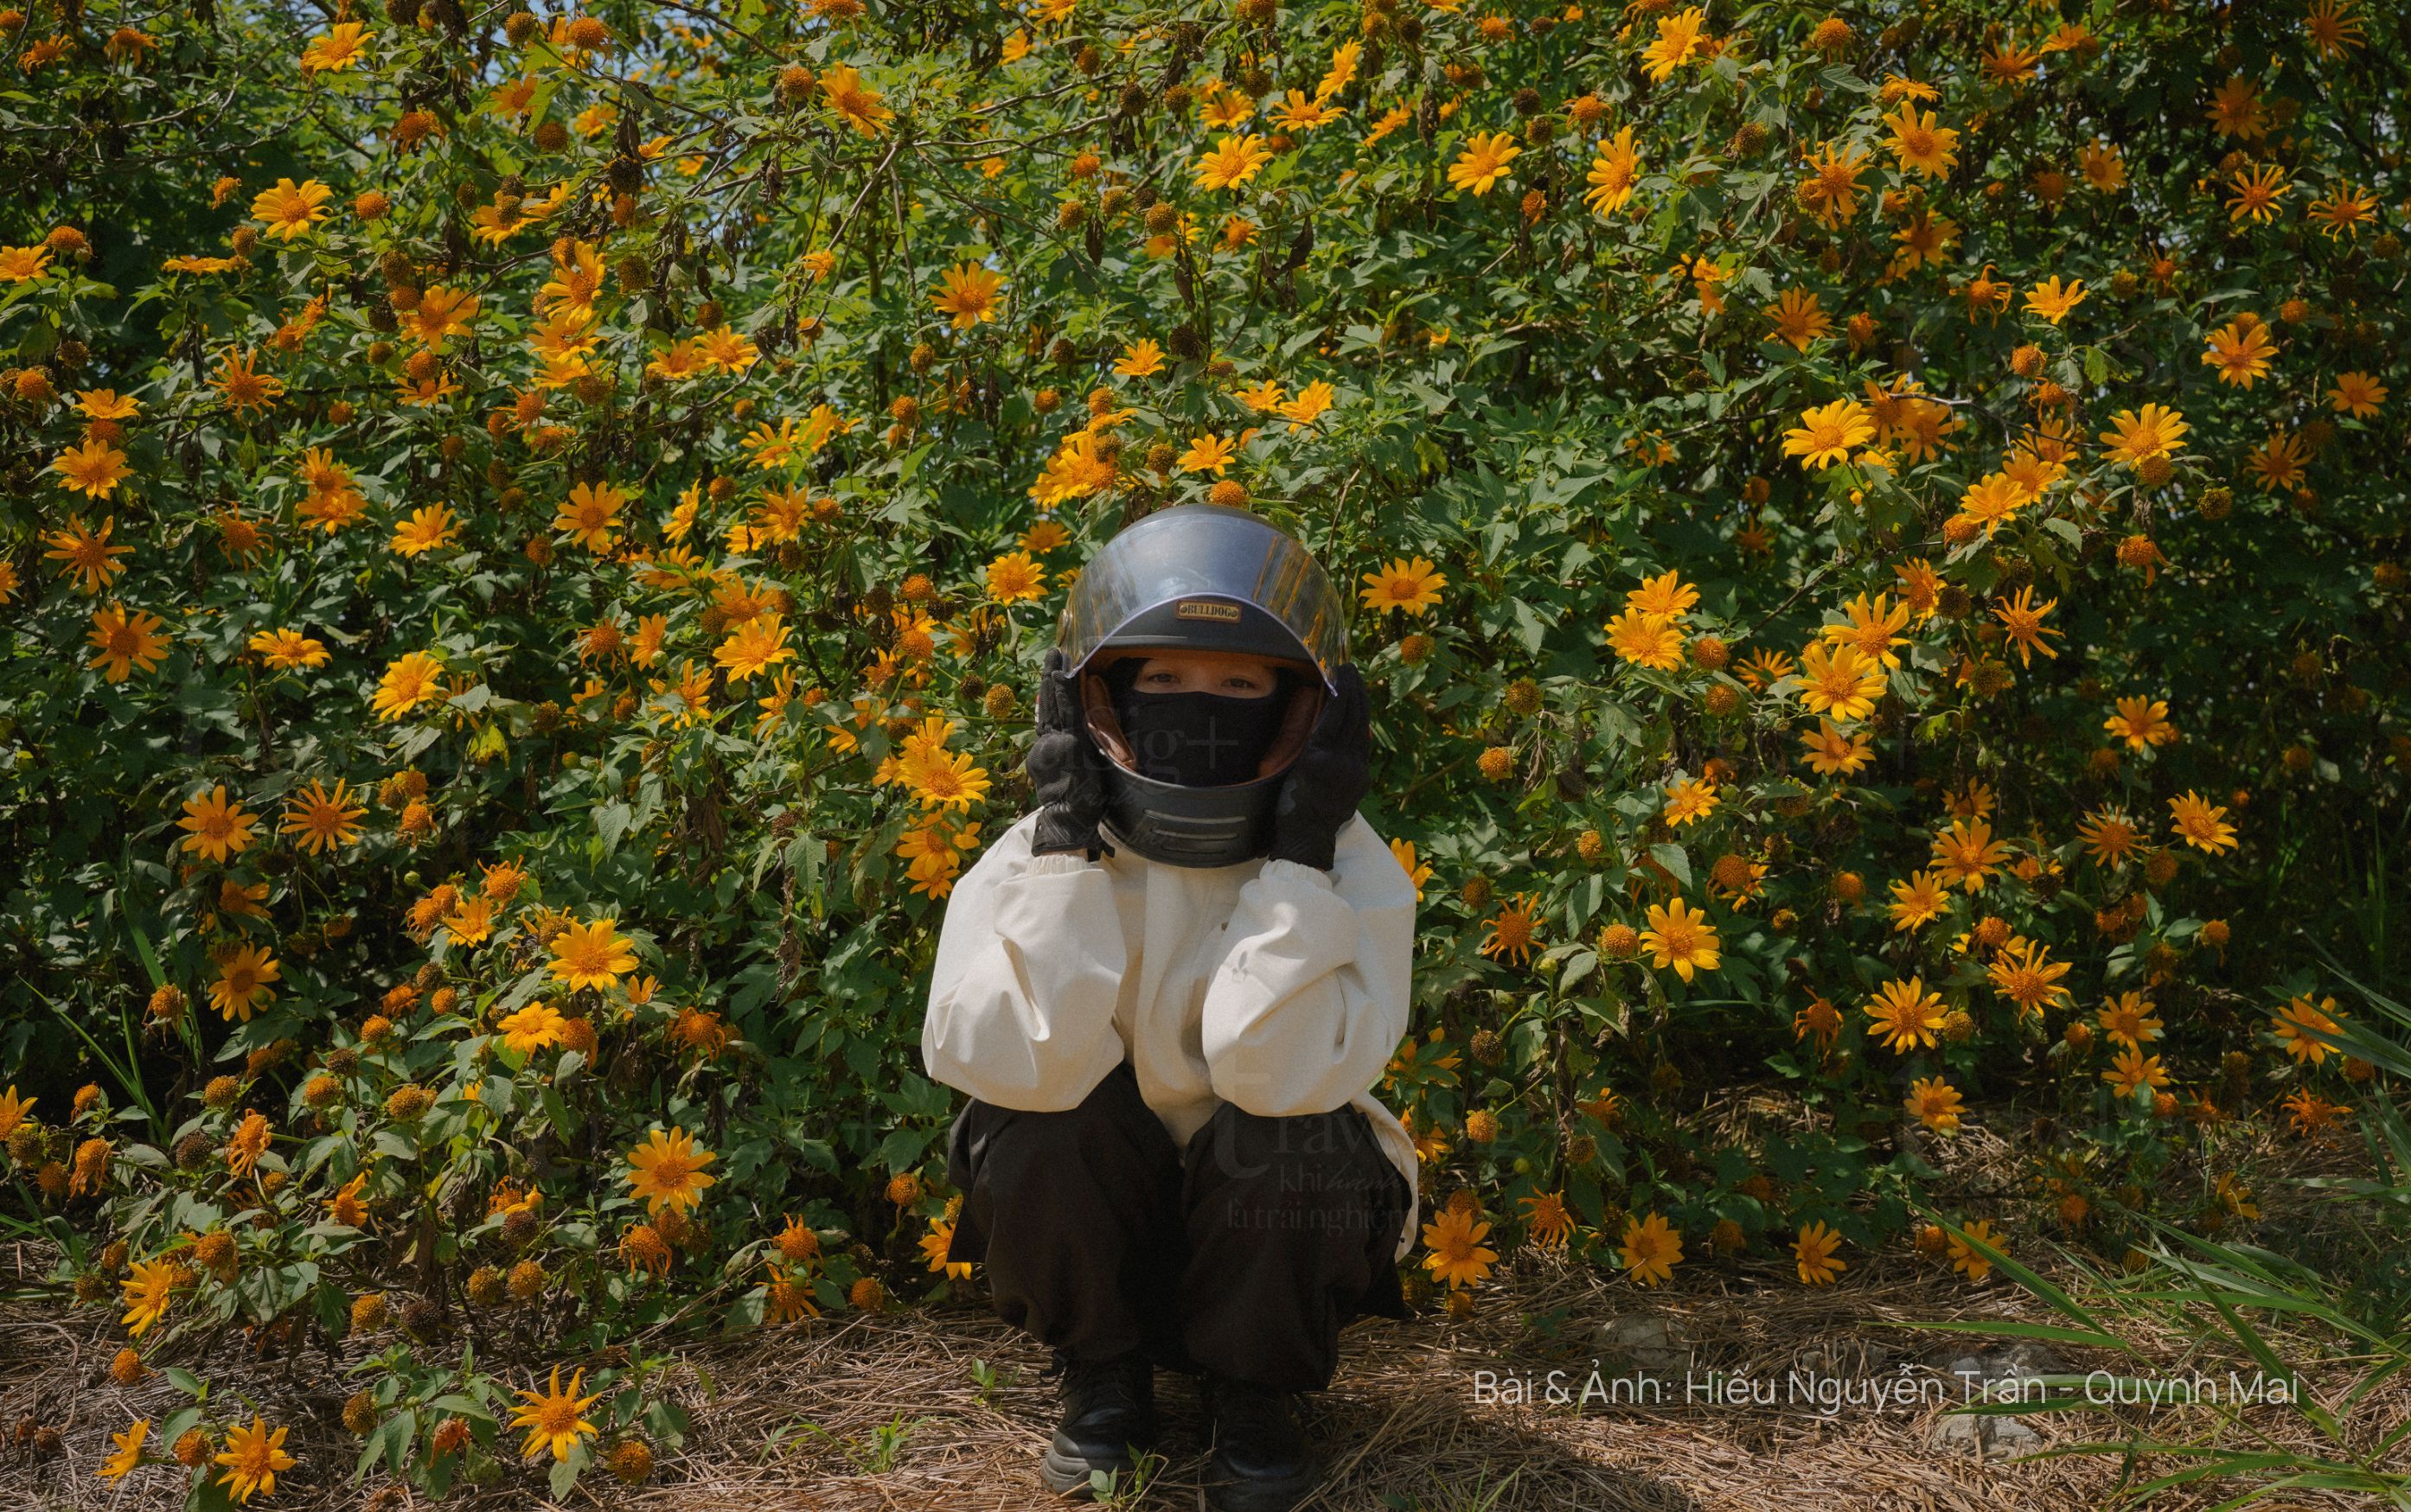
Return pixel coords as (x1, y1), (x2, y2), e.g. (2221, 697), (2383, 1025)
(944, 1061), (1413, 1393)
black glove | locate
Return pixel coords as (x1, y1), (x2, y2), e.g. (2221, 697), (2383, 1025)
(1026, 647), (1116, 861)
(1265, 663), (1372, 872)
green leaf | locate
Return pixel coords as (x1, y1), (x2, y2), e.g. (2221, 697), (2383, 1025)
(1647, 843), (1691, 888)
(595, 801), (634, 856)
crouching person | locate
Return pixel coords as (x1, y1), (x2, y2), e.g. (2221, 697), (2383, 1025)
(920, 505), (1422, 1510)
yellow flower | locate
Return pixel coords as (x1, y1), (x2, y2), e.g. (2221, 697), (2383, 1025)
(1639, 6), (1708, 82)
(984, 551), (1046, 604)
(389, 503), (458, 557)
(1359, 557), (1446, 616)
(51, 438), (131, 500)
(0, 244), (54, 283)
(2225, 161), (2290, 224)
(1623, 569), (1698, 621)
(1880, 103), (1958, 179)
(901, 744), (991, 812)
(2327, 371), (2386, 418)
(0, 1085), (34, 1140)
(2304, 0), (2365, 59)
(1583, 126), (1642, 216)
(1113, 339), (1166, 378)
(299, 19), (372, 71)
(99, 1418), (149, 1482)
(1793, 1222), (1846, 1285)
(1029, 430), (1119, 507)
(1946, 1219), (2005, 1283)
(249, 628), (331, 671)
(46, 516), (134, 597)
(1193, 133), (1274, 193)
(2271, 995), (2344, 1065)
(1389, 837), (1433, 900)
(1314, 38), (1361, 101)
(2167, 789), (2238, 853)
(553, 480), (628, 552)
(279, 779), (366, 854)
(1618, 1212), (1683, 1286)
(1864, 977), (1945, 1052)
(549, 918), (636, 991)
(496, 1002), (566, 1056)
(1447, 131), (1521, 196)
(1519, 1190), (1574, 1248)
(1990, 584), (2062, 666)
(2079, 139), (2126, 192)
(1763, 288), (1831, 352)
(224, 1109), (272, 1176)
(1176, 432), (1237, 475)
(2022, 275), (2087, 325)
(931, 262), (1004, 329)
(1638, 896), (1720, 981)
(1799, 719), (1874, 776)
(1929, 816), (2009, 892)
(2098, 404), (2188, 466)
(1781, 399), (1876, 469)
(75, 387), (141, 420)
(1270, 88), (1343, 131)
(248, 177), (333, 240)
(1277, 380), (1335, 425)
(176, 784), (258, 863)
(1791, 642), (1886, 724)
(443, 895), (498, 945)
(1420, 1206), (1498, 1289)
(1795, 140), (1871, 227)
(1604, 607), (1685, 671)
(86, 603), (169, 682)
(1477, 891), (1542, 967)
(210, 946), (281, 1022)
(1661, 776), (1717, 827)
(2203, 316), (2276, 388)
(214, 1417), (296, 1504)
(1988, 937), (2072, 1019)
(120, 1259), (183, 1337)
(2112, 694), (2189, 747)
(714, 613), (795, 683)
(624, 1126), (718, 1215)
(818, 63), (892, 137)
(508, 1366), (603, 1462)
(371, 651), (445, 722)
(698, 324), (758, 373)
(1905, 1076), (1965, 1133)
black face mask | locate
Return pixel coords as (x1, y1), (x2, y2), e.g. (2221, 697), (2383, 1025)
(1103, 660), (1293, 788)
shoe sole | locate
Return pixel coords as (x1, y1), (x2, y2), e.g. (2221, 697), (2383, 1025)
(1040, 1445), (1142, 1498)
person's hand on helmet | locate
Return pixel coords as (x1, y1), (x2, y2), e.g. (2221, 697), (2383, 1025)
(1265, 663), (1372, 872)
(1026, 647), (1116, 861)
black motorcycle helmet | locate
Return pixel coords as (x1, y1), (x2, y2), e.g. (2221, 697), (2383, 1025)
(1053, 504), (1352, 868)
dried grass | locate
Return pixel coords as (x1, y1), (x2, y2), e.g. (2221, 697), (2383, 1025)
(7, 1228), (2399, 1512)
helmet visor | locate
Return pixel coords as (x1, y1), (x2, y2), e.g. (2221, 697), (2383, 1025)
(1055, 505), (1350, 693)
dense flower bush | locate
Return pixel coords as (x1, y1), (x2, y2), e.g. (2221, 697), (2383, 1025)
(2, 0), (2406, 1497)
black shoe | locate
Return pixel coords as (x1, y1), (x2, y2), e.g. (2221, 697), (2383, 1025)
(1039, 1347), (1156, 1497)
(1199, 1375), (1319, 1512)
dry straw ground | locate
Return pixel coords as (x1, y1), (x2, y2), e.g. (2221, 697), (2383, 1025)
(9, 1236), (2394, 1512)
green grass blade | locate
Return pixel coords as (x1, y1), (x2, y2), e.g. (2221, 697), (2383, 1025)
(1910, 1208), (2142, 1357)
(24, 980), (158, 1129)
(1874, 1317), (2132, 1351)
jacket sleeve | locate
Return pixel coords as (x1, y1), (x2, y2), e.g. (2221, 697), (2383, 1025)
(1199, 814), (1417, 1118)
(920, 815), (1129, 1112)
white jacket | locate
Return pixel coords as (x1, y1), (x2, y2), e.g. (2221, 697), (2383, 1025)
(922, 807), (1422, 1260)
